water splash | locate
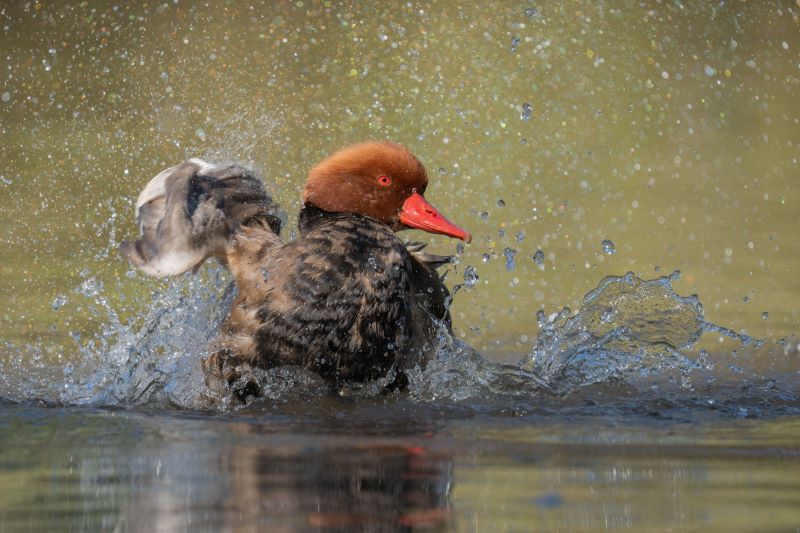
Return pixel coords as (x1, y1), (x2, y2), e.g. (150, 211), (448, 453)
(403, 271), (786, 412)
(407, 322), (550, 403)
(199, 111), (280, 167)
(522, 271), (763, 395)
(61, 267), (236, 409)
(3, 265), (795, 415)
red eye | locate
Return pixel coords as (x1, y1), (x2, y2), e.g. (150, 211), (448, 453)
(377, 175), (392, 187)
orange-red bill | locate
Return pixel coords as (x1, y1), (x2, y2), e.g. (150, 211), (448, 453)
(399, 192), (472, 243)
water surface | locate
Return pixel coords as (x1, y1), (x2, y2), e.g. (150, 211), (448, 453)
(2, 402), (800, 532)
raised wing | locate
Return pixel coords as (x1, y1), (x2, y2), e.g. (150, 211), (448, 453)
(120, 159), (283, 277)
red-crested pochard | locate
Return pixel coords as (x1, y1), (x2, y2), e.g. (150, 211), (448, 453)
(120, 141), (470, 397)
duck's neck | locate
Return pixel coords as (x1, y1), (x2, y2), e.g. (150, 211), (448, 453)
(297, 203), (331, 234)
(298, 203), (385, 234)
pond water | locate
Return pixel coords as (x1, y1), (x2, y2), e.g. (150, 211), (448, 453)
(2, 402), (800, 532)
(1, 1), (799, 531)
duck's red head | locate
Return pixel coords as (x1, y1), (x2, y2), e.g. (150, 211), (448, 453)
(303, 141), (471, 243)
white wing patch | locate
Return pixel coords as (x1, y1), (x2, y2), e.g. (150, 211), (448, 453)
(135, 164), (174, 211)
(137, 248), (208, 277)
(135, 158), (217, 211)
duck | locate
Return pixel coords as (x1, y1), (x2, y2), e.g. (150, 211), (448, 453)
(120, 141), (471, 397)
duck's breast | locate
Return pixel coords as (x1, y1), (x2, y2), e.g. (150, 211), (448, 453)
(240, 215), (420, 382)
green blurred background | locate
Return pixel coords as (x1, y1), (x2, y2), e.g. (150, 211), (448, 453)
(1, 0), (798, 364)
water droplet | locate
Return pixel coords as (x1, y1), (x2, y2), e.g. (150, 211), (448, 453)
(761, 312), (769, 320)
(463, 266), (479, 288)
(520, 102), (532, 120)
(0, 92), (10, 102)
(524, 7), (538, 18)
(496, 199), (506, 207)
(532, 249), (544, 265)
(510, 36), (520, 52)
(503, 247), (517, 271)
(76, 278), (103, 298)
(479, 211), (489, 220)
(516, 231), (525, 242)
(601, 239), (616, 254)
(704, 65), (716, 77)
(482, 253), (491, 263)
(51, 295), (68, 311)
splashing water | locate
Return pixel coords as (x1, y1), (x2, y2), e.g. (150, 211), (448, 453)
(523, 271), (772, 398)
(408, 270), (793, 414)
(2, 264), (795, 415)
(59, 267), (236, 409)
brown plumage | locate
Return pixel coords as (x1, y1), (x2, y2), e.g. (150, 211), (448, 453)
(120, 142), (470, 398)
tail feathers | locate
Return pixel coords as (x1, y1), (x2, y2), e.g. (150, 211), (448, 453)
(120, 159), (283, 277)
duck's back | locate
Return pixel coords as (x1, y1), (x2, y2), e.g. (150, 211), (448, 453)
(222, 209), (448, 384)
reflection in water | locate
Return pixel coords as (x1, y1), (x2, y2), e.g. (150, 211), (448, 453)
(224, 443), (452, 531)
(2, 405), (800, 532)
(72, 417), (453, 531)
